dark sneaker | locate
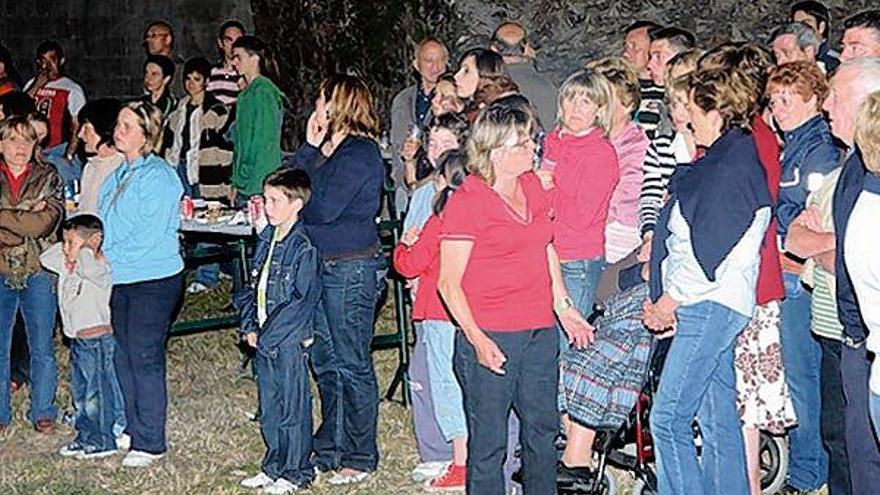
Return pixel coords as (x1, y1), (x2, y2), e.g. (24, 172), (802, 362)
(557, 462), (596, 492)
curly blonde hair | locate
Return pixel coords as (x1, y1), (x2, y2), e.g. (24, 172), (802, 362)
(584, 56), (640, 114)
(856, 90), (880, 174)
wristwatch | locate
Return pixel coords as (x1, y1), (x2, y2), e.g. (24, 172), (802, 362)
(554, 296), (574, 314)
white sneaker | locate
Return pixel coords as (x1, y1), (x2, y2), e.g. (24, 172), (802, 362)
(121, 450), (164, 468)
(116, 433), (131, 451)
(58, 442), (84, 457)
(261, 478), (300, 494)
(241, 472), (275, 489)
(328, 470), (370, 485)
(411, 461), (450, 482)
(186, 282), (209, 294)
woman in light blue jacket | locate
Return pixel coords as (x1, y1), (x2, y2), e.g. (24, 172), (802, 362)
(98, 100), (183, 468)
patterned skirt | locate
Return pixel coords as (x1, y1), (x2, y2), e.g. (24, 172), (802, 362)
(734, 302), (798, 433)
(558, 283), (653, 429)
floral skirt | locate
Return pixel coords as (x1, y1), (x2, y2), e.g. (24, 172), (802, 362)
(734, 302), (797, 433)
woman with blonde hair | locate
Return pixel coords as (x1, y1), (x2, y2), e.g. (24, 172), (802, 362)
(585, 57), (649, 264)
(539, 68), (618, 354)
(98, 100), (184, 467)
(438, 102), (593, 495)
(644, 67), (772, 494)
(291, 73), (385, 486)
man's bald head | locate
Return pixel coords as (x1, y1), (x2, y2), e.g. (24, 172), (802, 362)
(491, 21), (531, 59)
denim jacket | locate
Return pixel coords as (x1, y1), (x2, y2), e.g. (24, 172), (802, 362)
(778, 115), (842, 241)
(238, 222), (321, 355)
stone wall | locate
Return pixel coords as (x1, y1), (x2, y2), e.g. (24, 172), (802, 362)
(0, 0), (253, 99)
(251, 0), (875, 147)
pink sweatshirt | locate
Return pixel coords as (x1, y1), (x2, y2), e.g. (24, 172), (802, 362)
(542, 127), (619, 260)
(608, 122), (649, 228)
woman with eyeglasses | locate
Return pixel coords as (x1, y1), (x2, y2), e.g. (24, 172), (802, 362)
(437, 102), (593, 495)
(98, 101), (184, 468)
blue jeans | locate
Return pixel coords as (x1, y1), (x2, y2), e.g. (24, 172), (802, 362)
(256, 340), (315, 485)
(652, 300), (750, 495)
(71, 334), (118, 452)
(311, 254), (385, 472)
(558, 258), (605, 354)
(175, 158), (198, 199)
(423, 320), (467, 442)
(779, 272), (827, 490)
(112, 272), (184, 454)
(410, 321), (454, 462)
(841, 344), (880, 494)
(870, 390), (880, 443)
(455, 328), (559, 495)
(0, 272), (58, 426)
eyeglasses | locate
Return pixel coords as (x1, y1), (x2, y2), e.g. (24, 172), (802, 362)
(144, 32), (170, 41)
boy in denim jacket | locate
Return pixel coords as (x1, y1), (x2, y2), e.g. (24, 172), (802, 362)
(238, 168), (321, 494)
(40, 214), (119, 458)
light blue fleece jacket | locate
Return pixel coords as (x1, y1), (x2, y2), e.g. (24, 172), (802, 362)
(98, 153), (183, 284)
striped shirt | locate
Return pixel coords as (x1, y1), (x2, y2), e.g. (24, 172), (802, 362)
(800, 168), (844, 341)
(207, 66), (242, 107)
(639, 132), (693, 237)
(634, 79), (664, 139)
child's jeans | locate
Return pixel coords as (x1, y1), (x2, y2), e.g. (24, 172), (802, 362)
(256, 340), (315, 486)
(71, 334), (118, 453)
(423, 320), (467, 442)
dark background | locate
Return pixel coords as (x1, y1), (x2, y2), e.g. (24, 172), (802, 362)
(1, 0), (875, 147)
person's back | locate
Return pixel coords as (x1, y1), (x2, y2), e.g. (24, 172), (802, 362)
(506, 62), (557, 130)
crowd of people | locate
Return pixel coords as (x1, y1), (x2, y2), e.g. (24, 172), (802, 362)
(3, 2), (880, 495)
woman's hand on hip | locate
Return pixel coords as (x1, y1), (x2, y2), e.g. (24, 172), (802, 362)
(471, 333), (507, 375)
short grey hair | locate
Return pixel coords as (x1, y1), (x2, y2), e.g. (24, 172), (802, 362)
(770, 22), (821, 51)
(838, 57), (880, 98)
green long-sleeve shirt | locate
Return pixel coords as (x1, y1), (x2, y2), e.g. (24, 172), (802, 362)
(232, 75), (284, 196)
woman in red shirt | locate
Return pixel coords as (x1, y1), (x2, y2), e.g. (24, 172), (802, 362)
(438, 103), (593, 495)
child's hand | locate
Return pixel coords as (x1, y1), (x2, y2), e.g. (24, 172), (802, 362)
(245, 332), (258, 348)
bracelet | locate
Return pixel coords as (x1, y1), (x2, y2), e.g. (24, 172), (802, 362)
(554, 296), (574, 314)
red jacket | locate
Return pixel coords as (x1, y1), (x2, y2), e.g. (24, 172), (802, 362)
(752, 117), (785, 305)
(392, 215), (450, 321)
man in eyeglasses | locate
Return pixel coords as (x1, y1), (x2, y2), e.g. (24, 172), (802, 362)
(143, 20), (183, 96)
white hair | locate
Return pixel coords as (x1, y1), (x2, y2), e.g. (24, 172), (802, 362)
(838, 57), (880, 97)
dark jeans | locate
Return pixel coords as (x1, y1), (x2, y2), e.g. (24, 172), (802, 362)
(454, 328), (559, 495)
(841, 344), (880, 495)
(256, 341), (315, 485)
(311, 254), (385, 472)
(71, 334), (118, 453)
(0, 272), (58, 426)
(112, 272), (184, 454)
(819, 338), (852, 495)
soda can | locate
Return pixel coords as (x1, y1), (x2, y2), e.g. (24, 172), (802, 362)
(181, 196), (194, 220)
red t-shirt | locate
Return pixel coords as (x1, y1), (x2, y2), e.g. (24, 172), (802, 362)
(440, 173), (555, 332)
(1, 163), (31, 204)
(393, 215), (449, 322)
(752, 117), (785, 305)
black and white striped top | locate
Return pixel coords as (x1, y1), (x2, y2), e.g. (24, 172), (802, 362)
(635, 79), (665, 139)
(639, 131), (692, 236)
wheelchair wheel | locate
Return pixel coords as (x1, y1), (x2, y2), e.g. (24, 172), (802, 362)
(760, 432), (788, 494)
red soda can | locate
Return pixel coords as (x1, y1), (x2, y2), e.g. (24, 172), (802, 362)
(181, 196), (194, 220)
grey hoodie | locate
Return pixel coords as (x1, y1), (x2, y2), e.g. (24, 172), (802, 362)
(40, 243), (112, 338)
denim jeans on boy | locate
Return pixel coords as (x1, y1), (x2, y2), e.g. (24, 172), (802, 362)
(311, 254), (385, 472)
(111, 272), (184, 454)
(454, 328), (559, 495)
(410, 321), (454, 462)
(779, 272), (827, 490)
(871, 390), (880, 443)
(651, 300), (750, 495)
(256, 340), (315, 486)
(558, 258), (605, 354)
(0, 272), (58, 426)
(71, 334), (118, 452)
(423, 320), (467, 442)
